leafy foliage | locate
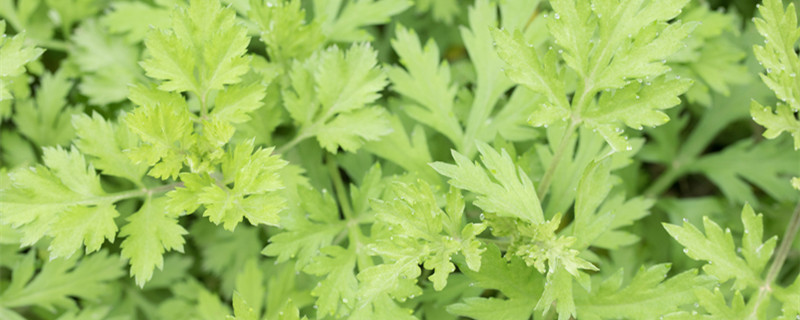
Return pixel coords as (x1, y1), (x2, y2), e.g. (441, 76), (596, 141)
(1, 0), (799, 319)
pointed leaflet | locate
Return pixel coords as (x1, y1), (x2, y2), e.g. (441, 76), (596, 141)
(315, 0), (411, 42)
(248, 0), (324, 64)
(386, 25), (463, 146)
(570, 158), (653, 250)
(751, 0), (800, 150)
(431, 141), (543, 223)
(168, 139), (287, 230)
(304, 246), (358, 317)
(120, 197), (188, 287)
(12, 70), (80, 147)
(71, 19), (141, 105)
(0, 21), (43, 101)
(574, 265), (714, 319)
(663, 204), (777, 290)
(686, 138), (800, 204)
(262, 186), (345, 268)
(371, 182), (485, 290)
(752, 0), (800, 109)
(140, 0), (250, 96)
(102, 1), (171, 43)
(492, 0), (693, 150)
(229, 259), (264, 320)
(73, 112), (148, 185)
(283, 44), (391, 153)
(125, 86), (194, 180)
(0, 147), (118, 259)
(447, 245), (541, 320)
(0, 251), (124, 311)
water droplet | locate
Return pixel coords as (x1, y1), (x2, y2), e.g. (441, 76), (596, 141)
(635, 95), (640, 99)
(479, 213), (485, 220)
(682, 218), (688, 223)
(343, 298), (349, 303)
(554, 13), (560, 19)
(683, 248), (689, 254)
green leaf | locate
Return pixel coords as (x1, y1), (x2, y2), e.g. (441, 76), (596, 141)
(206, 140), (287, 229)
(751, 101), (800, 150)
(12, 70), (80, 147)
(752, 0), (800, 109)
(431, 141), (543, 223)
(248, 0), (324, 64)
(0, 250), (124, 311)
(70, 19), (141, 105)
(120, 197), (188, 287)
(315, 0), (411, 42)
(228, 259), (264, 320)
(284, 43), (391, 153)
(0, 20), (44, 101)
(574, 265), (714, 319)
(125, 86), (194, 180)
(0, 147), (119, 259)
(686, 138), (800, 204)
(584, 76), (692, 151)
(304, 246), (358, 317)
(386, 25), (463, 146)
(371, 181), (485, 291)
(102, 1), (171, 43)
(448, 245), (541, 320)
(663, 204), (777, 290)
(73, 112), (148, 185)
(140, 0), (251, 96)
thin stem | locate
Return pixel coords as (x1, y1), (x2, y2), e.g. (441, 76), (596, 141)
(537, 121), (578, 201)
(748, 202), (800, 319)
(326, 153), (354, 220)
(63, 182), (181, 206)
(765, 202), (800, 285)
(275, 132), (311, 155)
(644, 165), (682, 198)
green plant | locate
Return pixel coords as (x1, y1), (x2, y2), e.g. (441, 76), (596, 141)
(0, 0), (798, 319)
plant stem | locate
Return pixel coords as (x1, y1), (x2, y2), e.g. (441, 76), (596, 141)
(326, 153), (354, 220)
(748, 201), (800, 318)
(644, 165), (682, 198)
(537, 121), (578, 201)
(275, 131), (312, 155)
(765, 201), (800, 285)
(69, 182), (182, 206)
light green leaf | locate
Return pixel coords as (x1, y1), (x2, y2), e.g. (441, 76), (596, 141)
(71, 19), (141, 105)
(120, 197), (188, 287)
(316, 0), (411, 42)
(0, 20), (43, 101)
(12, 70), (80, 147)
(140, 0), (251, 96)
(574, 265), (714, 319)
(386, 25), (463, 146)
(283, 43), (391, 153)
(0, 250), (124, 311)
(0, 147), (118, 258)
(304, 246), (358, 317)
(663, 204), (776, 290)
(431, 141), (543, 223)
(248, 0), (324, 64)
(125, 86), (195, 180)
(73, 112), (148, 184)
(751, 101), (800, 150)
